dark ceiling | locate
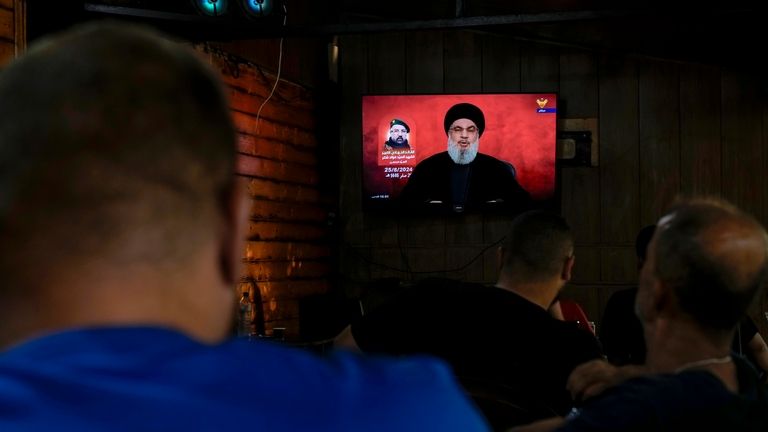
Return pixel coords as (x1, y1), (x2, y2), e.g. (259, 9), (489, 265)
(33, 1), (768, 69)
(334, 0), (767, 68)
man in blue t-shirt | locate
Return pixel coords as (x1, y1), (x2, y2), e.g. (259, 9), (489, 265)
(0, 23), (489, 432)
(512, 198), (768, 432)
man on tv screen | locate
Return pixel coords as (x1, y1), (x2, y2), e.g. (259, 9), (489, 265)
(399, 102), (531, 213)
(384, 118), (411, 151)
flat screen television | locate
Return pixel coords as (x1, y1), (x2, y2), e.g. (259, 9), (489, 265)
(361, 93), (557, 214)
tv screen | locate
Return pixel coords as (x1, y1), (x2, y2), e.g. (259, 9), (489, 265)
(362, 93), (557, 214)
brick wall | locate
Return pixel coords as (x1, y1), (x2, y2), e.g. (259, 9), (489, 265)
(0, 0), (23, 66)
(202, 47), (331, 339)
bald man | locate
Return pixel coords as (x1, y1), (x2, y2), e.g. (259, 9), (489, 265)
(0, 22), (488, 431)
(514, 198), (768, 432)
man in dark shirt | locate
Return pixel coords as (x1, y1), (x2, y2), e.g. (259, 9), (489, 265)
(399, 102), (531, 213)
(336, 211), (603, 423)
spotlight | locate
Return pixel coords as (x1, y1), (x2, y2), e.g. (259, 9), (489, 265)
(192, 0), (229, 17)
(240, 0), (274, 18)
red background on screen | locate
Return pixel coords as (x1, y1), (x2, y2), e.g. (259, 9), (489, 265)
(362, 94), (557, 201)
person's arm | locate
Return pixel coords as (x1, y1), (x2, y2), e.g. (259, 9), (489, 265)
(567, 359), (649, 402)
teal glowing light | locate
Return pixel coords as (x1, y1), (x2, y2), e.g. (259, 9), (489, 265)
(194, 0), (229, 17)
(242, 0), (274, 18)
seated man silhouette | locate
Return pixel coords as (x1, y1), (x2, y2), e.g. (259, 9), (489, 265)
(599, 224), (656, 365)
(336, 211), (603, 422)
(0, 23), (489, 431)
(514, 198), (768, 431)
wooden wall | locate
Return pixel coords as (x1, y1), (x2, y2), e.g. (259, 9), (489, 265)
(201, 47), (332, 339)
(0, 0), (24, 66)
(338, 30), (768, 338)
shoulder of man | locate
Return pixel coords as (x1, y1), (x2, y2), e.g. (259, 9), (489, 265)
(324, 351), (490, 431)
(558, 368), (768, 432)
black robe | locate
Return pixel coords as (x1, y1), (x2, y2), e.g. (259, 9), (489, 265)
(399, 151), (532, 213)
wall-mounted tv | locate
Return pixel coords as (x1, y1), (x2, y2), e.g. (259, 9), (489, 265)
(362, 93), (557, 214)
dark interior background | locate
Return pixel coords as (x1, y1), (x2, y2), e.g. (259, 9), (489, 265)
(10, 0), (768, 340)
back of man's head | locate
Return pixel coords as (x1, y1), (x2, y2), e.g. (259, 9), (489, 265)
(652, 198), (768, 331)
(0, 22), (235, 294)
(500, 210), (573, 282)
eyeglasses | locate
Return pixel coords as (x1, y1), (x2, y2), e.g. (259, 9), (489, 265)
(449, 126), (478, 134)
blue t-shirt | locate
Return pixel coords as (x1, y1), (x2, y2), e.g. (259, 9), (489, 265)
(557, 356), (768, 431)
(0, 327), (490, 432)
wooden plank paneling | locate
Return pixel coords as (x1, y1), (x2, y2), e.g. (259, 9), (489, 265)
(368, 33), (406, 94)
(406, 31), (444, 93)
(601, 247), (638, 284)
(341, 247), (372, 283)
(559, 49), (598, 118)
(559, 48), (600, 244)
(0, 0), (12, 10)
(520, 42), (559, 92)
(481, 33), (521, 92)
(482, 247), (500, 284)
(599, 55), (639, 243)
(370, 247), (407, 280)
(680, 64), (721, 197)
(445, 246), (484, 282)
(638, 60), (680, 225)
(338, 35), (367, 241)
(362, 213), (399, 245)
(407, 247), (447, 278)
(444, 31), (482, 92)
(571, 246), (600, 283)
(561, 168), (601, 243)
(446, 214), (484, 244)
(721, 71), (764, 222)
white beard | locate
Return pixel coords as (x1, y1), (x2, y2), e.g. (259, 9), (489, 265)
(447, 137), (479, 165)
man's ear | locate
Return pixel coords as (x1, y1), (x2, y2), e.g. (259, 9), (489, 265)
(219, 177), (249, 286)
(561, 255), (575, 282)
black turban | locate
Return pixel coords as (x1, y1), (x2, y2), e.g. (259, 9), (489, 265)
(443, 103), (485, 136)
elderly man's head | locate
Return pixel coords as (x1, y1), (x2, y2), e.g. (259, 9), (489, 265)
(444, 103), (485, 165)
(637, 198), (768, 335)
